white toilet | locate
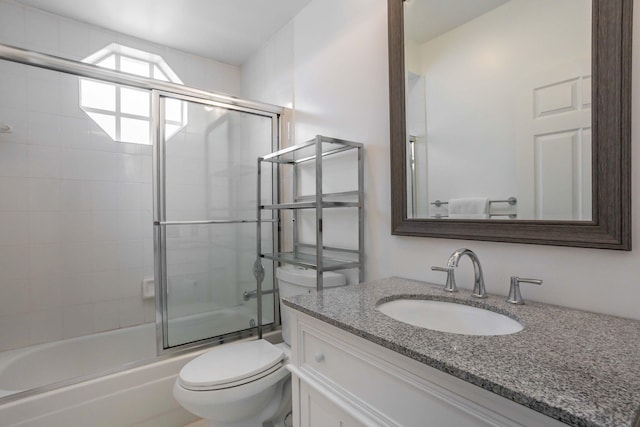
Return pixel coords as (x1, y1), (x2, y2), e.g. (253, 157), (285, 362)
(173, 265), (346, 427)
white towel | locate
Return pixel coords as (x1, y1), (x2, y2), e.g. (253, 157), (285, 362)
(448, 197), (489, 219)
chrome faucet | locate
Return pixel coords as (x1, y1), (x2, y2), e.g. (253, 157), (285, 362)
(446, 248), (487, 298)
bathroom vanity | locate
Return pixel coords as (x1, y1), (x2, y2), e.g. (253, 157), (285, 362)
(284, 277), (640, 426)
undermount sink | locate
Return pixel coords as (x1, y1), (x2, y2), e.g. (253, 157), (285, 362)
(376, 299), (523, 336)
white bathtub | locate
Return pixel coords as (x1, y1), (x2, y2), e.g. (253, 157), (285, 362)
(0, 306), (267, 427)
(0, 323), (156, 397)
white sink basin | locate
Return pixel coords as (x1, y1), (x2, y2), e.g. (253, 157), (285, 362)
(376, 299), (523, 336)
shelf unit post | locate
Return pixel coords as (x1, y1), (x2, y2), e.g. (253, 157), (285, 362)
(358, 144), (364, 283)
(315, 135), (324, 291)
(256, 156), (263, 339)
(293, 150), (299, 260)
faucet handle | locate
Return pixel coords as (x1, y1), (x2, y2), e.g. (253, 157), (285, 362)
(431, 266), (458, 293)
(507, 276), (542, 305)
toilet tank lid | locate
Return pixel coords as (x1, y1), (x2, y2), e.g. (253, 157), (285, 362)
(178, 339), (284, 389)
(276, 266), (346, 288)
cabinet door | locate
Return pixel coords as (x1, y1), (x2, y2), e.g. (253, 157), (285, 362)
(291, 311), (567, 427)
(299, 381), (366, 427)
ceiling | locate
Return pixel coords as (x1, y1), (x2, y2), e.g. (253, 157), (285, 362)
(405, 0), (509, 44)
(15, 0), (511, 65)
(15, 0), (312, 65)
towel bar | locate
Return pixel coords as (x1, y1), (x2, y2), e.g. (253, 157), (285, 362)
(432, 213), (517, 219)
(430, 197), (517, 208)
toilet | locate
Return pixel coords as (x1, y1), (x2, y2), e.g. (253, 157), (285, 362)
(173, 265), (346, 427)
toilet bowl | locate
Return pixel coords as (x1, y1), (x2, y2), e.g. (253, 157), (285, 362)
(173, 339), (291, 427)
(173, 266), (346, 427)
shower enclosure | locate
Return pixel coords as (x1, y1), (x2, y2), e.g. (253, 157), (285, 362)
(0, 44), (280, 403)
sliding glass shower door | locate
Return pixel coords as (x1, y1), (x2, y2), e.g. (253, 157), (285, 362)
(153, 92), (277, 350)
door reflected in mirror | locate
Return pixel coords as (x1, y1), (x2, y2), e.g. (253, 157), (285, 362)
(404, 0), (592, 221)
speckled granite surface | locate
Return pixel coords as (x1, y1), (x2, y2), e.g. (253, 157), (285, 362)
(282, 277), (640, 427)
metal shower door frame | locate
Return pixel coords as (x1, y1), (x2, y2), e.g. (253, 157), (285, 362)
(152, 90), (280, 355)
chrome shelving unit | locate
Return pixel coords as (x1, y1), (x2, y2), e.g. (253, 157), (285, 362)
(257, 135), (364, 293)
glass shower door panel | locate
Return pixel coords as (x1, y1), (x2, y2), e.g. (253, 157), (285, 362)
(163, 222), (274, 347)
(163, 99), (272, 222)
(159, 95), (275, 348)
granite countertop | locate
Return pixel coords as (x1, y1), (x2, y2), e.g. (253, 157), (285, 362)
(282, 277), (640, 427)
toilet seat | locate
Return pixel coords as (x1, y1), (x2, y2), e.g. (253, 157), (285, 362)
(178, 339), (285, 391)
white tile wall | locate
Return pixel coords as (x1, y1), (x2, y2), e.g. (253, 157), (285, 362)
(0, 212), (28, 245)
(62, 304), (92, 338)
(0, 177), (28, 210)
(30, 274), (63, 311)
(0, 143), (28, 177)
(29, 178), (60, 211)
(0, 0), (243, 351)
(59, 272), (92, 305)
(118, 297), (145, 328)
(24, 8), (59, 55)
(0, 73), (27, 109)
(92, 300), (120, 333)
(119, 267), (145, 298)
(30, 308), (63, 344)
(58, 19), (90, 61)
(0, 245), (28, 281)
(0, 312), (30, 350)
(0, 278), (30, 315)
(0, 1), (25, 46)
(0, 107), (27, 144)
(29, 145), (61, 178)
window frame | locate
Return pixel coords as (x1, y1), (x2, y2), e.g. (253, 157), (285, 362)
(80, 44), (187, 145)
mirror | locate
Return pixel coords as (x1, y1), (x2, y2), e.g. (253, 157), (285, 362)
(388, 0), (631, 249)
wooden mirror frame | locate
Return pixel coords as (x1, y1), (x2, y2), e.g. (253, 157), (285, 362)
(388, 0), (632, 250)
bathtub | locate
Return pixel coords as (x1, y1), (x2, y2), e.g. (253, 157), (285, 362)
(0, 306), (270, 427)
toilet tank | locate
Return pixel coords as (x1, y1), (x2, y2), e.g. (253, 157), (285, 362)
(276, 266), (346, 345)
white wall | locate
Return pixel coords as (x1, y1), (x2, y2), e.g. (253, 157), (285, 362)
(0, 0), (242, 351)
(242, 0), (640, 321)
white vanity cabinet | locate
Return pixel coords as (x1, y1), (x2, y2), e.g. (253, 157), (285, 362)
(287, 310), (566, 427)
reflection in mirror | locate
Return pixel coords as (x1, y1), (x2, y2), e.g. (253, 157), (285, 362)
(404, 0), (592, 221)
(389, 0), (631, 249)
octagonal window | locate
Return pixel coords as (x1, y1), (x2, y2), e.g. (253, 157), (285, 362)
(80, 44), (187, 145)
